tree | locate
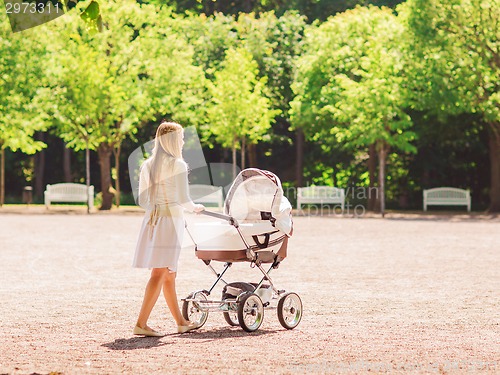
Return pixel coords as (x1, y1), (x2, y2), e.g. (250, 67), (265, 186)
(291, 6), (415, 215)
(400, 0), (500, 212)
(0, 17), (46, 206)
(234, 12), (308, 182)
(179, 11), (238, 76)
(181, 11), (307, 181)
(206, 47), (280, 178)
(39, 0), (205, 210)
(158, 0), (406, 21)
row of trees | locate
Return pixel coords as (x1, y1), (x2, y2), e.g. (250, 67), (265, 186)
(291, 0), (499, 213)
(1, 0), (498, 212)
(140, 0), (405, 22)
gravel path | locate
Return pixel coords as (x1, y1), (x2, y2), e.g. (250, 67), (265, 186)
(0, 211), (498, 374)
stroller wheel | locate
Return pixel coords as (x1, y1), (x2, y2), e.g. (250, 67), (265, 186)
(182, 291), (209, 329)
(277, 292), (302, 330)
(222, 294), (239, 326)
(237, 293), (264, 332)
(222, 282), (255, 327)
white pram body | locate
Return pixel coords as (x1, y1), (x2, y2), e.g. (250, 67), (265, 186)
(188, 221), (288, 262)
(188, 168), (292, 264)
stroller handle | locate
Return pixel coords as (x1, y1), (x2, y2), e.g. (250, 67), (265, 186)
(200, 209), (231, 221)
(197, 209), (252, 251)
(199, 209), (240, 227)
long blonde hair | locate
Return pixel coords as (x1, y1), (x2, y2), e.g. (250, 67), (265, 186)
(144, 122), (184, 204)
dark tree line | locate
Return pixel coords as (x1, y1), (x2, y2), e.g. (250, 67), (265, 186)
(1, 0), (495, 212)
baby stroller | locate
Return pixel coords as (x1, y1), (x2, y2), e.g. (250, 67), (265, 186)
(182, 168), (303, 332)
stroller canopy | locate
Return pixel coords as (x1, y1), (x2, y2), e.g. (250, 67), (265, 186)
(224, 168), (293, 237)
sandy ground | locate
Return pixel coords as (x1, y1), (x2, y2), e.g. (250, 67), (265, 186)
(0, 208), (499, 374)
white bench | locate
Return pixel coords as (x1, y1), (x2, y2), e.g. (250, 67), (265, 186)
(297, 186), (345, 212)
(423, 187), (471, 212)
(44, 183), (94, 209)
(189, 184), (224, 208)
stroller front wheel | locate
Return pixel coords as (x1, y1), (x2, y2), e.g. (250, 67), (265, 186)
(182, 291), (209, 329)
(277, 292), (302, 330)
(237, 293), (264, 332)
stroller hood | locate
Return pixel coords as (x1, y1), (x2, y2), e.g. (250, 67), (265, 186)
(224, 168), (293, 237)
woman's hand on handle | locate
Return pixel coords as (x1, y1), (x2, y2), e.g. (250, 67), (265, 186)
(193, 204), (205, 213)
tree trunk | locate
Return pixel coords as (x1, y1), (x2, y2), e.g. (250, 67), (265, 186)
(295, 128), (304, 187)
(248, 143), (258, 167)
(86, 143), (91, 214)
(377, 144), (388, 218)
(113, 144), (121, 208)
(0, 146), (5, 206)
(243, 0), (253, 13)
(488, 125), (500, 212)
(222, 148), (230, 164)
(97, 143), (114, 210)
(34, 132), (46, 200)
(241, 137), (246, 170)
(63, 144), (72, 182)
(368, 144), (377, 211)
(232, 139), (237, 180)
(205, 0), (215, 15)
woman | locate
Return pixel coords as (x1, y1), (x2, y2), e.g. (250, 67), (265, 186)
(132, 122), (204, 337)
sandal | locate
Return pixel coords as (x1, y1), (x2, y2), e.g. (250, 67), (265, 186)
(133, 325), (165, 337)
(177, 322), (198, 334)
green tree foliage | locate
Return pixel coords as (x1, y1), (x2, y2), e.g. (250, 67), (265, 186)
(235, 12), (307, 115)
(178, 12), (238, 86)
(400, 0), (500, 212)
(137, 8), (207, 126)
(291, 6), (415, 215)
(0, 0), (493, 212)
(38, 0), (205, 209)
(206, 47), (280, 177)
(0, 18), (46, 205)
(233, 12), (308, 178)
(153, 0), (405, 21)
(37, 1), (148, 210)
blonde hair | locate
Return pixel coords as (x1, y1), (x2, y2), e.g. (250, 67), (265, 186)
(154, 122), (184, 158)
(144, 122), (185, 205)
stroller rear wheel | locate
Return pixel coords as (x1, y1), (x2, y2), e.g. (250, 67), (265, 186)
(237, 292), (264, 332)
(222, 282), (255, 327)
(222, 295), (239, 326)
(182, 291), (209, 329)
(277, 292), (302, 330)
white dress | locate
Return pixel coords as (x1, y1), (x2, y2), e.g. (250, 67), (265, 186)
(133, 158), (196, 271)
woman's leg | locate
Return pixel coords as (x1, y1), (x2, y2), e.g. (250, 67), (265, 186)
(136, 268), (167, 329)
(162, 270), (189, 326)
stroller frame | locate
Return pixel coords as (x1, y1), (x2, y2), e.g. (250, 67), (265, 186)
(182, 210), (302, 332)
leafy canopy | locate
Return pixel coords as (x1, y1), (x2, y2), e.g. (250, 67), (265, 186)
(206, 47), (280, 148)
(0, 17), (46, 153)
(291, 6), (415, 153)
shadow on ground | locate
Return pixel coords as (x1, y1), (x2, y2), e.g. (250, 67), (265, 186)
(174, 327), (279, 341)
(102, 327), (278, 350)
(102, 337), (169, 350)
